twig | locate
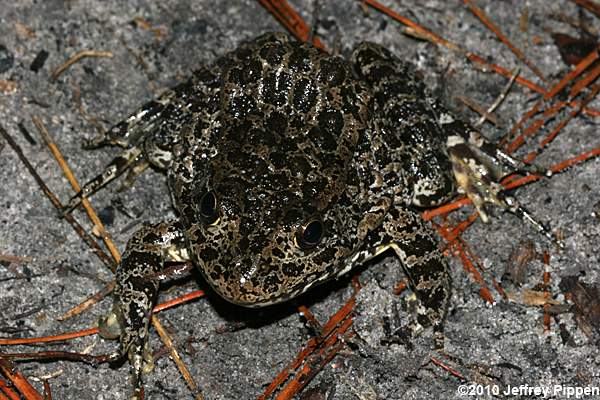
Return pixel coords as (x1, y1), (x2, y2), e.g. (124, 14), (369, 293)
(456, 95), (500, 126)
(0, 352), (110, 366)
(151, 316), (204, 400)
(32, 116), (121, 269)
(257, 0), (326, 51)
(0, 289), (206, 346)
(57, 281), (116, 321)
(42, 380), (52, 400)
(0, 377), (20, 400)
(0, 359), (44, 400)
(151, 290), (205, 313)
(51, 50), (114, 81)
(475, 68), (520, 127)
(464, 0), (546, 82)
(363, 0), (600, 117)
(0, 123), (114, 270)
(571, 0), (600, 18)
(31, 117), (202, 395)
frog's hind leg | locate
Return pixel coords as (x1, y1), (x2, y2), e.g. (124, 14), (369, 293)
(351, 42), (456, 209)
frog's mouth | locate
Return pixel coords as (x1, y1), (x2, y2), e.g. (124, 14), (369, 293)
(195, 251), (324, 308)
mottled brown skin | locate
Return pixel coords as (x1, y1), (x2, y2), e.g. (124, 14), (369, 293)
(72, 32), (546, 398)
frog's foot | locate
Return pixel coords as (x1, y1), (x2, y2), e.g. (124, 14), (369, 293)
(445, 130), (556, 244)
(62, 146), (145, 214)
(356, 202), (451, 350)
(380, 298), (445, 351)
(98, 310), (153, 400)
(64, 68), (212, 215)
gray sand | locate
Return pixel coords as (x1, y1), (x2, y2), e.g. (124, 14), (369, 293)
(1, 1), (599, 399)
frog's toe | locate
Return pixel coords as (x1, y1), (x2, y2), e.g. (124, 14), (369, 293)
(62, 146), (144, 214)
(447, 135), (558, 243)
(98, 310), (122, 340)
(128, 343), (152, 400)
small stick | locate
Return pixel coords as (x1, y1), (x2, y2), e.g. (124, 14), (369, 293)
(0, 359), (44, 400)
(525, 82), (600, 162)
(0, 124), (114, 270)
(152, 290), (205, 313)
(0, 254), (33, 264)
(57, 281), (116, 321)
(363, 0), (600, 118)
(32, 116), (121, 268)
(464, 0), (546, 82)
(0, 328), (99, 346)
(0, 289), (206, 346)
(457, 96), (499, 127)
(544, 44), (599, 100)
(0, 352), (110, 367)
(475, 68), (520, 127)
(31, 118), (202, 396)
(0, 377), (20, 400)
(42, 380), (52, 400)
(571, 0), (600, 18)
(151, 316), (204, 400)
(51, 50), (113, 82)
(429, 356), (466, 380)
(298, 305), (322, 333)
(258, 0), (326, 51)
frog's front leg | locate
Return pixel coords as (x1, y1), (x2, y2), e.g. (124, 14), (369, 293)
(98, 220), (188, 399)
(355, 202), (450, 350)
(64, 64), (220, 213)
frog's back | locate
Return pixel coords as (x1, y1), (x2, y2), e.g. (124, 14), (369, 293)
(171, 33), (376, 305)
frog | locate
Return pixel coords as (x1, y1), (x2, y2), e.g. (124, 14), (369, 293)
(65, 32), (550, 398)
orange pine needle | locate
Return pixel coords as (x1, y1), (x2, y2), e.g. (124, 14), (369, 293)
(0, 289), (206, 346)
(570, 0), (600, 19)
(260, 294), (356, 399)
(569, 61), (600, 98)
(0, 378), (20, 400)
(152, 290), (205, 313)
(429, 355), (465, 380)
(422, 198), (470, 221)
(464, 0), (546, 82)
(257, 0), (326, 50)
(544, 45), (599, 100)
(0, 328), (99, 346)
(0, 360), (43, 400)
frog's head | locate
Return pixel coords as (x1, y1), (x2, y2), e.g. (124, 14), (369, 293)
(184, 110), (371, 307)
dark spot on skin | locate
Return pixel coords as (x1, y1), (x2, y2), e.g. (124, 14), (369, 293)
(318, 58), (346, 86)
(293, 78), (318, 113)
(282, 262), (302, 278)
(201, 247), (219, 262)
(318, 109), (343, 136)
(261, 71), (292, 107)
(265, 111), (288, 135)
(307, 126), (337, 151)
(289, 46), (312, 73)
(259, 41), (287, 64)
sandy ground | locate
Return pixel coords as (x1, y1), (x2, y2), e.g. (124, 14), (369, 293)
(1, 0), (599, 399)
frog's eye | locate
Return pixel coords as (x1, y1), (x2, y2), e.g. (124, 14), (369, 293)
(296, 217), (324, 249)
(199, 191), (220, 225)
